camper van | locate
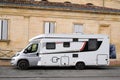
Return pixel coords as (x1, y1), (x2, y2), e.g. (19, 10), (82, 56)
(11, 34), (109, 70)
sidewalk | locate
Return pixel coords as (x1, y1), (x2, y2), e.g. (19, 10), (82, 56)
(110, 59), (120, 66)
(0, 58), (11, 66)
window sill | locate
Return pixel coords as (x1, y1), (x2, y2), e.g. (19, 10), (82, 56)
(0, 40), (10, 44)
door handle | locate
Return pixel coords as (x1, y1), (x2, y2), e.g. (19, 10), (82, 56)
(36, 53), (39, 56)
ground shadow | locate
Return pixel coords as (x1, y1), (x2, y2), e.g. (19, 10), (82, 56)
(24, 66), (118, 70)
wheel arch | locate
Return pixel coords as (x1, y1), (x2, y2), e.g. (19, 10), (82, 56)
(76, 61), (85, 65)
(17, 59), (29, 66)
(75, 61), (86, 70)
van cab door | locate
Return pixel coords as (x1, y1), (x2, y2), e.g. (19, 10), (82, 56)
(24, 42), (40, 66)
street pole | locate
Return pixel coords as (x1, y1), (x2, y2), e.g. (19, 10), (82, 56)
(103, 0), (105, 7)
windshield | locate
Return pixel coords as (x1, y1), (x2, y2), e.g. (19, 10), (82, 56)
(24, 43), (38, 53)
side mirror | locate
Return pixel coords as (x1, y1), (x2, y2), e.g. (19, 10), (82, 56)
(24, 49), (28, 53)
(36, 53), (39, 56)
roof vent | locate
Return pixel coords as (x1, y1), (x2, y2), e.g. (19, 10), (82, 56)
(86, 3), (94, 6)
(41, 0), (48, 1)
(34, 0), (40, 1)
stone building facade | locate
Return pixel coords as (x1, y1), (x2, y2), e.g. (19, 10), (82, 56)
(38, 0), (120, 9)
(0, 0), (120, 63)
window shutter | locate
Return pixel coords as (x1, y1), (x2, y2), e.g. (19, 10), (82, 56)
(44, 22), (55, 34)
(74, 24), (83, 33)
(2, 20), (8, 40)
(45, 22), (50, 34)
(0, 20), (2, 40)
(50, 22), (55, 33)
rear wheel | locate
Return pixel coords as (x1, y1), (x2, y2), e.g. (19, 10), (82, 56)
(17, 60), (29, 70)
(75, 62), (85, 70)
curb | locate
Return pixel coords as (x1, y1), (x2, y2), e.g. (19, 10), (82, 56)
(0, 58), (11, 60)
(0, 58), (11, 66)
(110, 60), (120, 67)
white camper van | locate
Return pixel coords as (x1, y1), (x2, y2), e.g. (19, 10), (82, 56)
(11, 34), (109, 70)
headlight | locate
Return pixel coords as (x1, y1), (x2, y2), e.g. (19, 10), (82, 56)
(16, 53), (20, 56)
(12, 53), (20, 57)
(11, 59), (15, 61)
(12, 54), (15, 57)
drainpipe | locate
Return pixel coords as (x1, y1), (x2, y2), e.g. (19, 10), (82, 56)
(103, 0), (105, 7)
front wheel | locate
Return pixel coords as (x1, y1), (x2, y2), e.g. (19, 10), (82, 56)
(75, 62), (85, 70)
(17, 60), (29, 70)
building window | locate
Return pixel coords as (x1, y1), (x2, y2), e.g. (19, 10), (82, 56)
(44, 22), (55, 34)
(0, 20), (8, 40)
(74, 24), (83, 33)
(46, 42), (56, 50)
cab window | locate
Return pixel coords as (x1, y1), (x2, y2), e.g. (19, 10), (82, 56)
(24, 43), (38, 53)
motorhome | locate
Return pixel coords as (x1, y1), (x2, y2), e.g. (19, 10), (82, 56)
(11, 34), (109, 70)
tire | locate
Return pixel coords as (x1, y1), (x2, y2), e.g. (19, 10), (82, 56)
(75, 62), (85, 70)
(17, 60), (29, 70)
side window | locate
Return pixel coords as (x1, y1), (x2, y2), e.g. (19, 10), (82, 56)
(63, 42), (70, 47)
(46, 43), (56, 49)
(24, 43), (38, 53)
(88, 39), (98, 51)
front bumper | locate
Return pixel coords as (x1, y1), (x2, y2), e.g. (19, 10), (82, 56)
(10, 57), (18, 66)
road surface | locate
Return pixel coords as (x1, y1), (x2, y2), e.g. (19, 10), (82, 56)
(0, 66), (120, 80)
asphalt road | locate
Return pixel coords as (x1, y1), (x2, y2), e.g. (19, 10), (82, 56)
(0, 66), (120, 80)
